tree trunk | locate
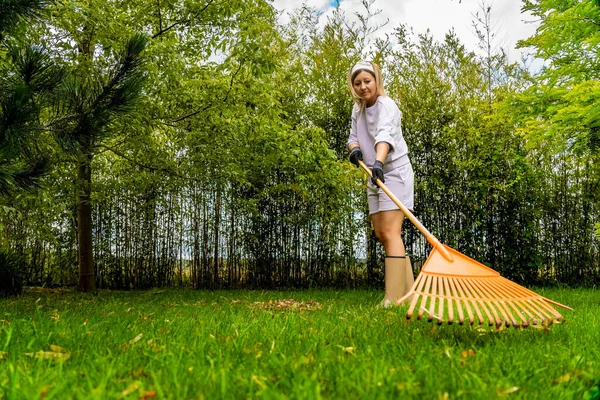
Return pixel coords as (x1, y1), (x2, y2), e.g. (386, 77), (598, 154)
(77, 155), (95, 292)
(213, 188), (221, 288)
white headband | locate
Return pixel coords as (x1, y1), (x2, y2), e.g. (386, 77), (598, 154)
(351, 61), (375, 75)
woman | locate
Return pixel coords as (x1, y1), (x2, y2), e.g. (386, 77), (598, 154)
(346, 60), (415, 307)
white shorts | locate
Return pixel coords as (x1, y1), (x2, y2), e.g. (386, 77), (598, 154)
(367, 162), (414, 215)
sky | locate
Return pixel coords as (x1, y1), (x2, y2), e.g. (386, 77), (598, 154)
(271, 0), (541, 68)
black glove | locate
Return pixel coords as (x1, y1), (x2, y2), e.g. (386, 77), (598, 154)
(371, 160), (384, 187)
(349, 147), (363, 167)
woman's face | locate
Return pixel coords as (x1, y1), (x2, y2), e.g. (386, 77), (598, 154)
(353, 71), (378, 106)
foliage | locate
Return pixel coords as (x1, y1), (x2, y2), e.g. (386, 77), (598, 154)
(518, 0), (600, 154)
(0, 247), (24, 296)
(0, 0), (598, 288)
(0, 0), (62, 197)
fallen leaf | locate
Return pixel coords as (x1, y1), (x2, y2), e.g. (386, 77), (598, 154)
(130, 334), (143, 344)
(121, 381), (140, 397)
(251, 299), (322, 311)
(497, 386), (519, 396)
(338, 346), (355, 354)
(553, 372), (572, 384)
(0, 351), (8, 360)
(25, 351), (70, 361)
(461, 349), (476, 358)
(251, 375), (267, 390)
(139, 391), (157, 399)
(49, 345), (67, 353)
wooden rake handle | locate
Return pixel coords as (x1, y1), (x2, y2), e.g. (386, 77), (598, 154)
(358, 160), (453, 262)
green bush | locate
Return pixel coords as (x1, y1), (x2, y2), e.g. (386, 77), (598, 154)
(0, 247), (24, 297)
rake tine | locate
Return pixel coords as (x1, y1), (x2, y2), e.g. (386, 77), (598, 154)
(458, 279), (486, 325)
(493, 285), (529, 327)
(494, 279), (545, 327)
(502, 280), (568, 317)
(516, 300), (538, 326)
(418, 274), (434, 320)
(437, 276), (446, 325)
(512, 301), (535, 327)
(407, 273), (427, 320)
(495, 279), (559, 324)
(525, 299), (554, 324)
(470, 279), (503, 327)
(490, 279), (544, 325)
(453, 278), (474, 325)
(479, 280), (519, 327)
(447, 277), (466, 325)
(537, 300), (563, 321)
(529, 302), (553, 325)
(458, 278), (480, 326)
(427, 275), (439, 322)
(507, 302), (529, 328)
(442, 276), (455, 324)
(462, 279), (494, 326)
(518, 302), (543, 325)
(542, 297), (574, 312)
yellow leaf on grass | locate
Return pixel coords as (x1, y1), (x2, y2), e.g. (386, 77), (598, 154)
(130, 334), (143, 344)
(120, 381), (140, 397)
(49, 345), (67, 353)
(25, 351), (70, 360)
(0, 351), (8, 360)
(251, 375), (267, 390)
(553, 372), (572, 384)
(497, 386), (519, 396)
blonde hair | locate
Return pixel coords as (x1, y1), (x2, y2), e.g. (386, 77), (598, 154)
(347, 61), (386, 110)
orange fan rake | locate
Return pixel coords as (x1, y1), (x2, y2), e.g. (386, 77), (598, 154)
(358, 160), (573, 328)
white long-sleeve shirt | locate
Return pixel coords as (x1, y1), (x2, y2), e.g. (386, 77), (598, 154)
(347, 96), (410, 171)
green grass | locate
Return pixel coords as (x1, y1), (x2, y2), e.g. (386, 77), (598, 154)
(0, 288), (599, 399)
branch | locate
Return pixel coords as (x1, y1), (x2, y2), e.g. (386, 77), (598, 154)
(170, 102), (214, 123)
(151, 0), (218, 39)
(98, 143), (202, 182)
(223, 62), (243, 103)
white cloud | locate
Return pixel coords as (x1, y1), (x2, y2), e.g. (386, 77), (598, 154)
(271, 0), (540, 65)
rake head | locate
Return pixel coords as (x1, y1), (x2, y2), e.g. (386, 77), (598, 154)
(398, 245), (573, 328)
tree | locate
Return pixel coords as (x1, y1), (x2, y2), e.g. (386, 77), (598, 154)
(517, 0), (600, 154)
(50, 34), (148, 291)
(517, 0), (600, 242)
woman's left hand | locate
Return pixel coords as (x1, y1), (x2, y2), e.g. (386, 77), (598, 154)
(371, 161), (384, 187)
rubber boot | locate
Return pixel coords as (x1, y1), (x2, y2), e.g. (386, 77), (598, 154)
(399, 256), (415, 305)
(379, 256), (406, 308)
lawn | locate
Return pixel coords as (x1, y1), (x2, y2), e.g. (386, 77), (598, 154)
(0, 288), (599, 399)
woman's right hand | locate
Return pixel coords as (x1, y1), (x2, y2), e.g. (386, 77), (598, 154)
(349, 147), (363, 167)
